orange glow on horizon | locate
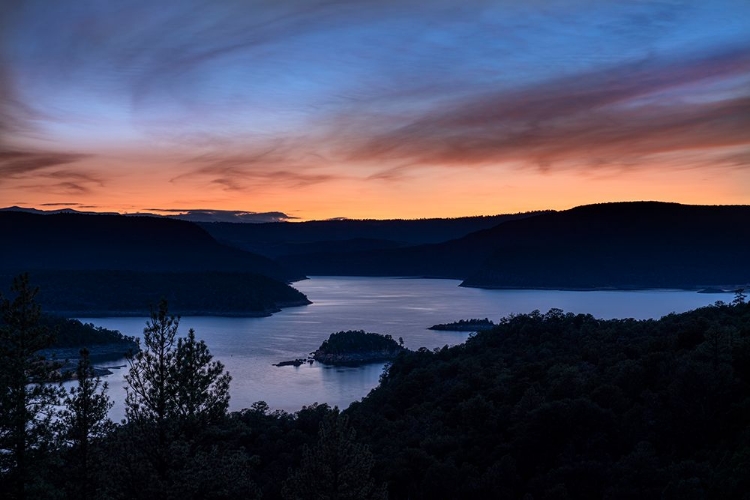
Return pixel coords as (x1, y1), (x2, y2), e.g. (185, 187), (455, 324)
(2, 156), (747, 221)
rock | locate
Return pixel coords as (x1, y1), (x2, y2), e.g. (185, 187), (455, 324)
(273, 358), (307, 367)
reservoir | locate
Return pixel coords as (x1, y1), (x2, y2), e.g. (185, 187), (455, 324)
(76, 277), (732, 421)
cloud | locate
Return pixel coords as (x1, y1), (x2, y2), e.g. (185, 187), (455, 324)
(174, 152), (339, 191)
(17, 181), (93, 195)
(1, 0), (749, 215)
(344, 46), (750, 173)
(159, 43), (750, 182)
(0, 149), (101, 195)
(143, 208), (296, 223)
(0, 151), (90, 178)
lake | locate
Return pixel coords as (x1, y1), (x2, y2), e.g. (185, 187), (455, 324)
(75, 277), (731, 421)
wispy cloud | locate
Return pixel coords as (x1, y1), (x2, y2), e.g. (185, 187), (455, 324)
(1, 0), (749, 215)
(345, 47), (750, 173)
(174, 152), (339, 191)
(0, 149), (101, 195)
(0, 150), (94, 188)
(0, 151), (90, 178)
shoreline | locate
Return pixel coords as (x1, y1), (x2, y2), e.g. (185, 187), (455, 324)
(306, 275), (744, 292)
(46, 298), (312, 318)
(458, 283), (742, 293)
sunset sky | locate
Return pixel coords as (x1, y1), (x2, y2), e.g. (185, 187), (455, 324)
(1, 0), (749, 221)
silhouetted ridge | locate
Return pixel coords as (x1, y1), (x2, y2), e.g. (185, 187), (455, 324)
(200, 212), (543, 258)
(0, 212), (300, 281)
(0, 270), (310, 317)
(463, 202), (750, 288)
(277, 202), (750, 289)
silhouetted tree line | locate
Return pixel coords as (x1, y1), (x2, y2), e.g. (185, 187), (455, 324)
(2, 274), (750, 499)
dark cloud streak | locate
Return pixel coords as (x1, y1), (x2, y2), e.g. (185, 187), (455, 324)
(142, 208), (296, 223)
(0, 151), (92, 179)
(175, 152), (339, 191)
(345, 47), (750, 172)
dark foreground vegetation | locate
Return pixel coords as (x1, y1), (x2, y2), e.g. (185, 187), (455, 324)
(2, 275), (750, 499)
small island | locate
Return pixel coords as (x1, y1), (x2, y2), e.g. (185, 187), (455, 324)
(273, 358), (309, 367)
(312, 330), (405, 366)
(429, 318), (496, 332)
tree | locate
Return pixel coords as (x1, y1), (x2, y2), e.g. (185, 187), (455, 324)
(171, 328), (231, 428)
(58, 348), (114, 500)
(123, 299), (232, 489)
(282, 410), (387, 500)
(733, 288), (746, 306)
(0, 273), (65, 499)
(125, 299), (179, 426)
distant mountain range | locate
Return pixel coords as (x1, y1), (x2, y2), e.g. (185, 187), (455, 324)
(272, 202), (750, 289)
(461, 202), (750, 289)
(198, 212), (545, 258)
(0, 211), (299, 281)
(3, 202), (748, 295)
(0, 206), (292, 223)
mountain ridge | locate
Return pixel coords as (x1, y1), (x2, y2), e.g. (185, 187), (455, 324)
(279, 202), (750, 289)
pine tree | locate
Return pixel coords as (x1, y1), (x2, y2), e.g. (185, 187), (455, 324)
(125, 299), (179, 428)
(124, 299), (181, 483)
(58, 348), (114, 500)
(0, 274), (65, 499)
(123, 299), (232, 489)
(171, 328), (231, 428)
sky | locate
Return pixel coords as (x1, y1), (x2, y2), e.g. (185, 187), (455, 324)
(1, 0), (749, 221)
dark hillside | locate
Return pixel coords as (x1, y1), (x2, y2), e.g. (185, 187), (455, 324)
(0, 270), (310, 317)
(200, 212), (543, 258)
(0, 211), (300, 282)
(463, 202), (750, 288)
(280, 202), (750, 289)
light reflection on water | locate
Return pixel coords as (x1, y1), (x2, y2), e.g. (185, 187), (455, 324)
(73, 277), (730, 421)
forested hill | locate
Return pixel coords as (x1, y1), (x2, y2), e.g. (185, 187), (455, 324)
(0, 212), (310, 316)
(345, 300), (750, 499)
(462, 202), (750, 289)
(279, 202), (750, 289)
(0, 271), (311, 317)
(199, 212), (544, 259)
(0, 211), (300, 282)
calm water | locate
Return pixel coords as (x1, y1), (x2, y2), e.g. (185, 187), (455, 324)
(75, 277), (730, 421)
